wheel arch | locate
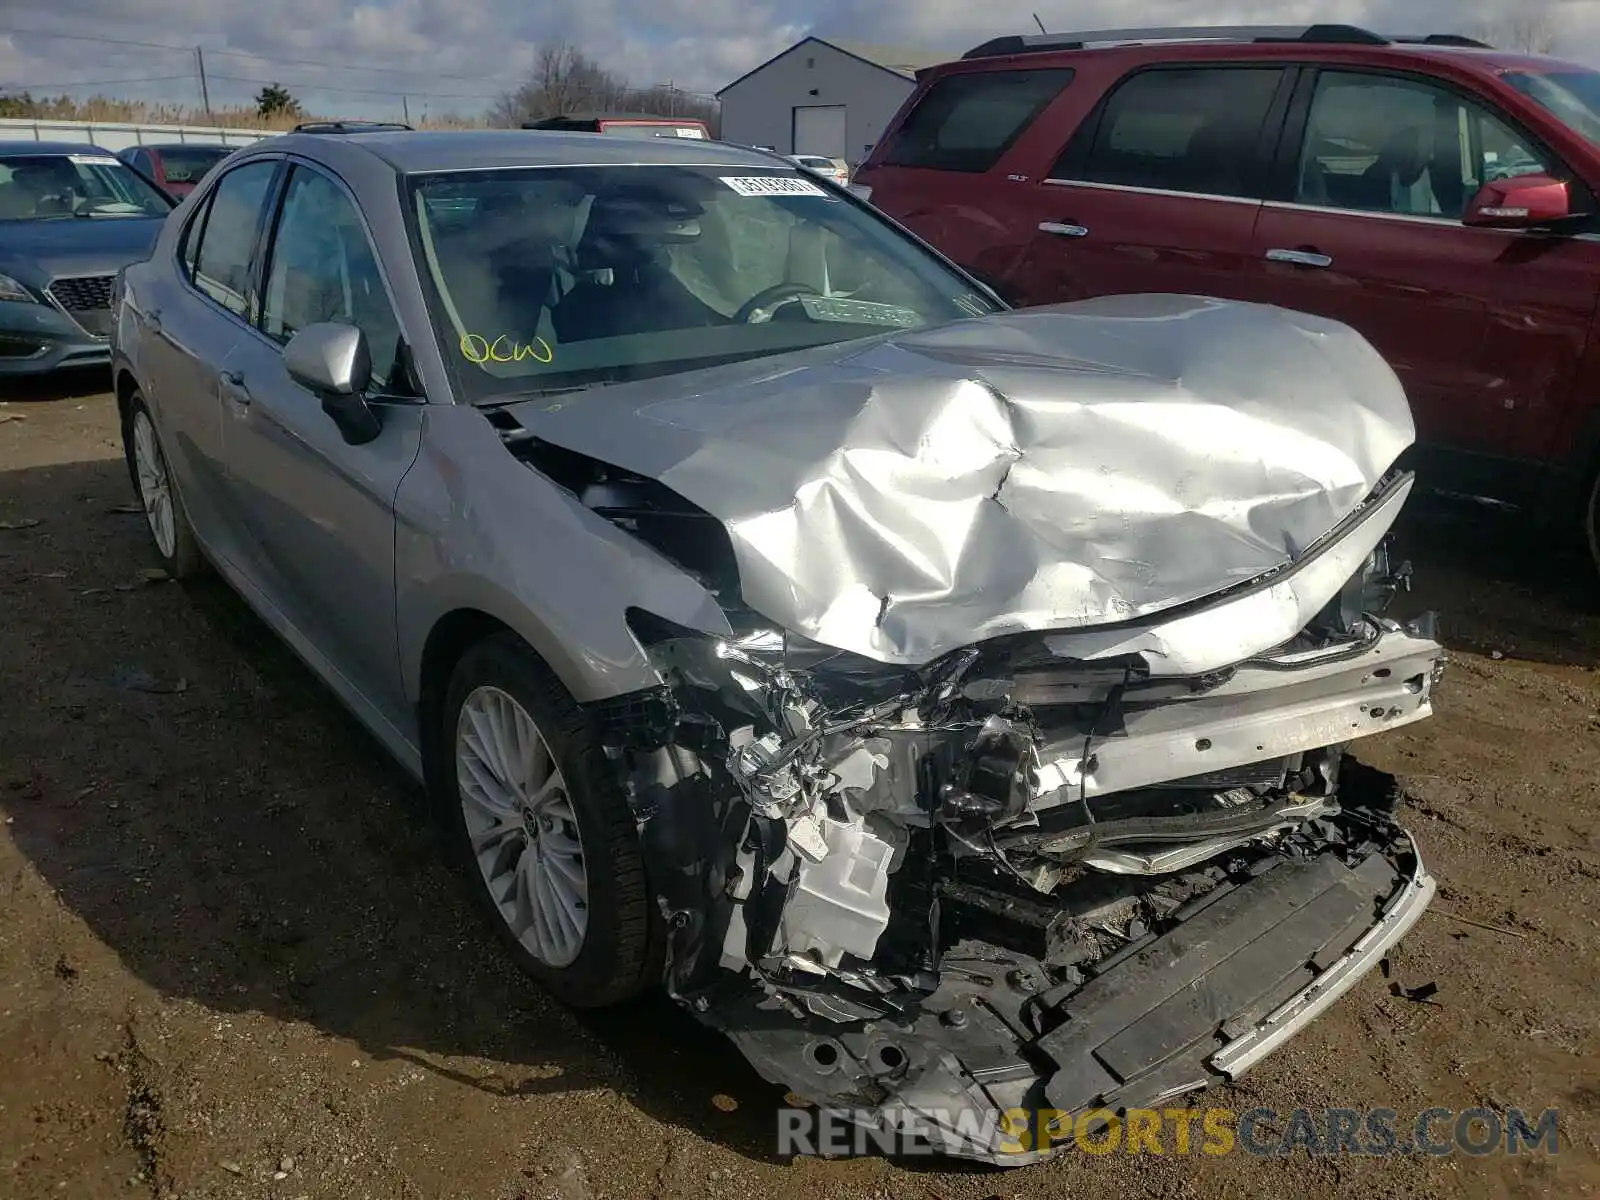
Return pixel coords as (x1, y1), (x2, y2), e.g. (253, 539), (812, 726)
(415, 607), (516, 788)
(114, 366), (140, 424)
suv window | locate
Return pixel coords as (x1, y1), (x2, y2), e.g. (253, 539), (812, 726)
(881, 68), (1075, 172)
(1294, 71), (1555, 220)
(1053, 67), (1284, 198)
(260, 165), (404, 388)
(191, 160), (277, 318)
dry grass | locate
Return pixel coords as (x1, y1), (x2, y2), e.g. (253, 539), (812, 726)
(0, 94), (487, 130)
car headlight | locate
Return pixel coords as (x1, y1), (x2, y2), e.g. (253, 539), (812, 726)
(0, 273), (37, 304)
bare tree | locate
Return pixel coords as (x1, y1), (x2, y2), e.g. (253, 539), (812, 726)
(1468, 14), (1560, 54)
(489, 41), (719, 130)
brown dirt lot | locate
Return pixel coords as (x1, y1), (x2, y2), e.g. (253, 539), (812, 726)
(2, 375), (1599, 1200)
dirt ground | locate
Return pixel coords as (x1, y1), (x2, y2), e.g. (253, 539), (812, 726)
(2, 373), (1598, 1200)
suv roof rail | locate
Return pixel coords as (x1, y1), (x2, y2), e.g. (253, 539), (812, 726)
(1394, 34), (1494, 47)
(960, 24), (1491, 59)
(292, 120), (414, 134)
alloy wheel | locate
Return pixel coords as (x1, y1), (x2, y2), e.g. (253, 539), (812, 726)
(454, 685), (590, 968)
(130, 409), (176, 560)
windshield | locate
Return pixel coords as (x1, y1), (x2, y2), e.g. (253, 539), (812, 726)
(1504, 69), (1600, 146)
(0, 152), (172, 220)
(159, 147), (231, 184)
(409, 164), (998, 400)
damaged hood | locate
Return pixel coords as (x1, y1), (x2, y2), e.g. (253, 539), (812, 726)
(515, 293), (1415, 665)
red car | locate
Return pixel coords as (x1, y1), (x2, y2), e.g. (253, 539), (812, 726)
(853, 24), (1600, 580)
(116, 143), (236, 197)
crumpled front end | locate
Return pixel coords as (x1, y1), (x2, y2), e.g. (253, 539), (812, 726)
(486, 294), (1447, 1164)
(579, 472), (1444, 1165)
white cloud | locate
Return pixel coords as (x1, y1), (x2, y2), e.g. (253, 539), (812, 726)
(0, 0), (1591, 120)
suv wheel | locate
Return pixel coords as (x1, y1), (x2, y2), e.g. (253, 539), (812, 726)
(436, 632), (661, 1008)
(121, 391), (204, 579)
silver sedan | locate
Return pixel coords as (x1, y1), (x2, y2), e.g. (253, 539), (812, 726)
(111, 128), (1444, 1165)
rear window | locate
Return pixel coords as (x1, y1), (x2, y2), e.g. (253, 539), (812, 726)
(159, 147), (231, 183)
(880, 68), (1075, 172)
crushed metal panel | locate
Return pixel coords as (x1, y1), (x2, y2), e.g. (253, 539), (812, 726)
(512, 293), (1415, 664)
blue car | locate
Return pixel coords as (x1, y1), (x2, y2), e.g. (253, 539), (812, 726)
(1, 141), (176, 376)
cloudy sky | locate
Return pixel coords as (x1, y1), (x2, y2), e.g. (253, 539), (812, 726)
(0, 0), (1591, 121)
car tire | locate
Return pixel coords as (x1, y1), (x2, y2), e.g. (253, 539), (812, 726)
(436, 632), (661, 1008)
(121, 391), (205, 580)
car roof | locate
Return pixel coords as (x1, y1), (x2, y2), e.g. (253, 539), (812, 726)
(945, 27), (1586, 78)
(270, 128), (781, 175)
(136, 142), (236, 152)
(0, 140), (109, 156)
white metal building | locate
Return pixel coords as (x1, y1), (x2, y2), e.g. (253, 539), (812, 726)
(717, 37), (947, 164)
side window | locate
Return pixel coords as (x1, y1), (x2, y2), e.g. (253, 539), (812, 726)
(191, 160), (277, 318)
(1294, 72), (1555, 220)
(178, 190), (213, 282)
(128, 150), (152, 178)
(260, 166), (405, 390)
(1054, 67), (1285, 198)
(880, 68), (1075, 172)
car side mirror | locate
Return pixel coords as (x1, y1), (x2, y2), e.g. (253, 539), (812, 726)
(1463, 173), (1574, 229)
(284, 322), (382, 445)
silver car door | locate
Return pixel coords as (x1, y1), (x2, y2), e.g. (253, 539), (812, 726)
(139, 157), (280, 559)
(218, 160), (425, 736)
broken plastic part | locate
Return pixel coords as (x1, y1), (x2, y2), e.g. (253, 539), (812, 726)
(588, 502), (1445, 1165)
(778, 815), (896, 968)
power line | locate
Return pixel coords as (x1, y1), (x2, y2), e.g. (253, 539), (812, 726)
(2, 24), (527, 84)
(200, 46), (523, 84)
(2, 23), (722, 107)
(207, 73), (503, 100)
(2, 22), (721, 98)
(0, 26), (185, 52)
(0, 74), (196, 90)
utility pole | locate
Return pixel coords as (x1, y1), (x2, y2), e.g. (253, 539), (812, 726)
(667, 82), (676, 115)
(401, 94), (411, 124)
(195, 47), (212, 116)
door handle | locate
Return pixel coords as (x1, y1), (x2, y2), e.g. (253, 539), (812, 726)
(220, 369), (251, 404)
(1039, 221), (1090, 238)
(1266, 248), (1333, 268)
(145, 308), (162, 333)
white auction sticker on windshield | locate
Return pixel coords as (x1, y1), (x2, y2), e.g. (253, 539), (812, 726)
(719, 175), (827, 197)
(68, 154), (120, 165)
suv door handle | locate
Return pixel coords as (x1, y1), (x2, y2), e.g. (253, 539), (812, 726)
(1039, 221), (1090, 238)
(1266, 248), (1333, 268)
(145, 308), (162, 333)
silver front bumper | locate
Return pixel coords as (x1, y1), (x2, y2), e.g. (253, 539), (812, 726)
(1210, 832), (1436, 1078)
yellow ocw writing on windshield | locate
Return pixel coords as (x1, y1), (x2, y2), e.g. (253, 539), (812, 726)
(460, 332), (553, 365)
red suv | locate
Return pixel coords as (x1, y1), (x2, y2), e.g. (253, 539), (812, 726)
(854, 24), (1600, 580)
